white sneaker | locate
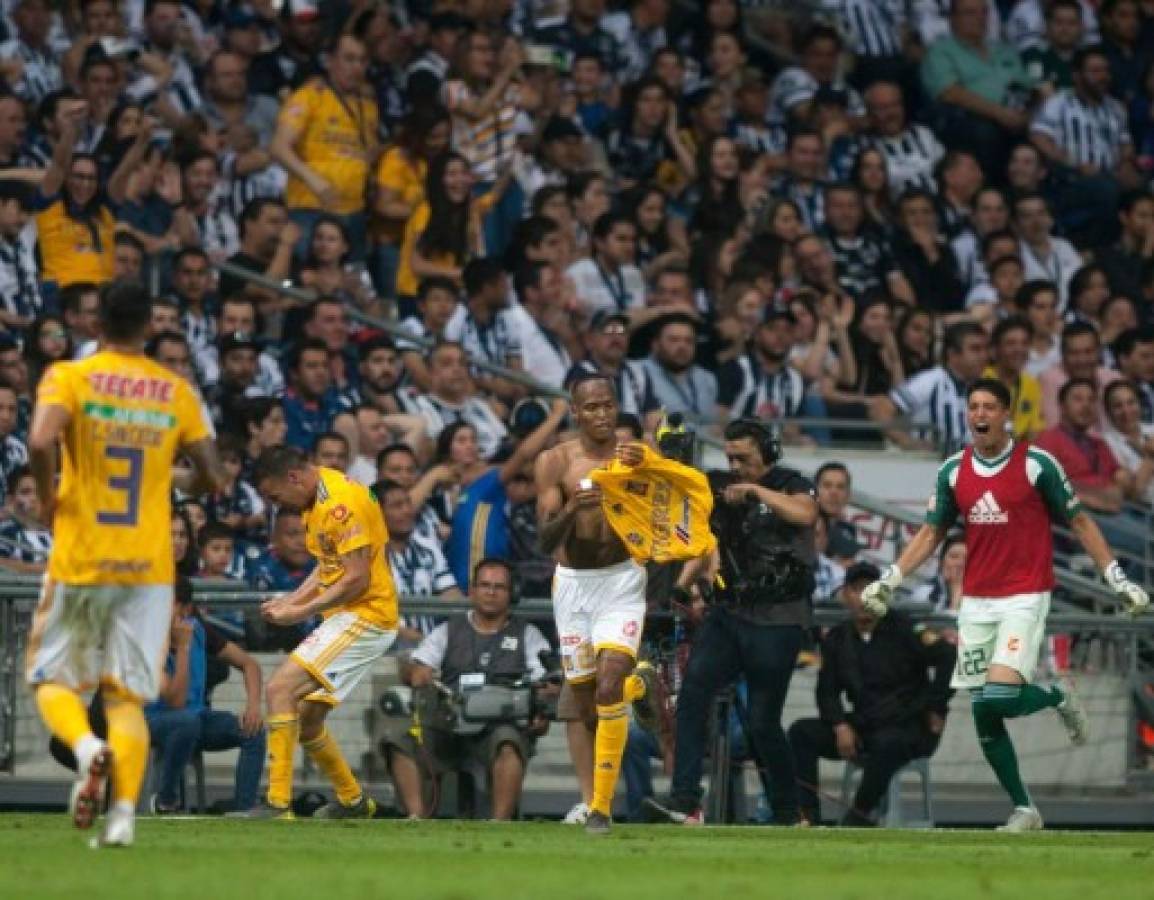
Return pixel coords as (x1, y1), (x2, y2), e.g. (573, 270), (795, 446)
(996, 806), (1044, 832)
(70, 741), (112, 831)
(92, 807), (135, 848)
(562, 802), (590, 825)
(1055, 680), (1089, 747)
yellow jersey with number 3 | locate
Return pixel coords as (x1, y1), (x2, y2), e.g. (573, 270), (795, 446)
(302, 468), (398, 630)
(36, 350), (212, 585)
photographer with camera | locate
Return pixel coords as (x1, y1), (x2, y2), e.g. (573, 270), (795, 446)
(647, 418), (818, 826)
(383, 558), (553, 820)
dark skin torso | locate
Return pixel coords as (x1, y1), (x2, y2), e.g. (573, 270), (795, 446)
(544, 437), (629, 569)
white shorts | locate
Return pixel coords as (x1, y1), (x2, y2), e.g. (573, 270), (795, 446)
(291, 611), (397, 706)
(553, 558), (647, 683)
(25, 578), (173, 701)
(952, 592), (1050, 689)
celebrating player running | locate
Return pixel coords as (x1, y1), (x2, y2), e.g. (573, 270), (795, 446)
(862, 377), (1149, 832)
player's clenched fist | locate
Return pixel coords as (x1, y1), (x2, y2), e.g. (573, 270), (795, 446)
(1104, 561), (1150, 616)
(862, 565), (904, 617)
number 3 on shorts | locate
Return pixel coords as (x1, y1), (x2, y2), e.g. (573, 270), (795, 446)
(97, 445), (143, 526)
(960, 647), (988, 678)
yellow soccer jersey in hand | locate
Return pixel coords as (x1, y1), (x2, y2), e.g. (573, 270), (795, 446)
(37, 350), (212, 585)
(302, 468), (398, 630)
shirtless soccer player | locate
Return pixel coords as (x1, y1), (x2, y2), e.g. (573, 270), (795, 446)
(536, 374), (661, 834)
(249, 446), (399, 819)
(862, 378), (1149, 832)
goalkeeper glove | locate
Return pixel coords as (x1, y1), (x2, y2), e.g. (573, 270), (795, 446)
(861, 565), (903, 618)
(1104, 560), (1149, 616)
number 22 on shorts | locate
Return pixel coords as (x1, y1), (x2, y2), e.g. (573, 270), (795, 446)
(97, 445), (143, 526)
(960, 647), (988, 678)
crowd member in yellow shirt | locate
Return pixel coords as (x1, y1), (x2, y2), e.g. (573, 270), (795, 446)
(25, 281), (224, 847)
(34, 100), (124, 298)
(985, 316), (1046, 439)
(246, 446), (399, 819)
(370, 105), (450, 301)
(271, 32), (379, 261)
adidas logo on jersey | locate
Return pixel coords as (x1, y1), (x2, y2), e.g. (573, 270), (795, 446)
(968, 491), (1009, 524)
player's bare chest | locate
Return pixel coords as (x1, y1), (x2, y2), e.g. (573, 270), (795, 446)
(561, 455), (613, 498)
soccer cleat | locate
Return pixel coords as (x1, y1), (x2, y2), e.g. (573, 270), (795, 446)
(630, 661), (667, 736)
(562, 802), (590, 825)
(235, 800), (296, 820)
(1055, 680), (1089, 747)
(70, 743), (112, 831)
(313, 795), (377, 819)
(641, 796), (704, 826)
(91, 808), (134, 849)
(996, 806), (1044, 832)
(584, 810), (612, 835)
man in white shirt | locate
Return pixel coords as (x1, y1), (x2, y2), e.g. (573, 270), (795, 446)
(565, 211), (646, 322)
(1013, 192), (1083, 309)
(505, 262), (575, 391)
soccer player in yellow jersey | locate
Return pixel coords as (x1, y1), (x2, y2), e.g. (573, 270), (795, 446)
(248, 445), (399, 818)
(25, 282), (224, 847)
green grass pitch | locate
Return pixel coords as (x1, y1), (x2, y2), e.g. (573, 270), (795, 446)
(2, 815), (1153, 900)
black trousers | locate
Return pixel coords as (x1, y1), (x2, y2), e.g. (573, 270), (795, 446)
(670, 606), (803, 823)
(788, 717), (940, 824)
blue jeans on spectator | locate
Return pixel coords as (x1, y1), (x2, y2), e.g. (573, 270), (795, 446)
(800, 390), (832, 445)
(370, 241), (401, 299)
(289, 209), (369, 262)
(670, 607), (804, 823)
(623, 722), (662, 822)
(474, 179), (523, 260)
(146, 707), (266, 811)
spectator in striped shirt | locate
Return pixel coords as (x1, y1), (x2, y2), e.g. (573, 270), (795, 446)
(862, 80), (945, 198)
(0, 0), (62, 105)
(717, 310), (808, 442)
(1031, 46), (1141, 244)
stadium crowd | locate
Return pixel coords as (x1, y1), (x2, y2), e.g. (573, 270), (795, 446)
(2, 0), (1154, 818)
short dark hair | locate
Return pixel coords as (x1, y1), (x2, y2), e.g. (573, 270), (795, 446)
(723, 418), (774, 463)
(800, 23), (842, 51)
(1112, 325), (1154, 360)
(59, 281), (99, 315)
(514, 261), (548, 298)
(570, 371), (615, 402)
(5, 463), (31, 499)
(1058, 376), (1097, 406)
(173, 246), (210, 270)
(358, 334), (396, 360)
(967, 377), (1013, 408)
(815, 461), (851, 486)
(238, 196), (285, 239)
(100, 280), (152, 343)
(1060, 321), (1100, 352)
(462, 256), (506, 297)
(371, 478), (407, 501)
(417, 276), (459, 303)
(992, 315), (1033, 346)
(592, 211), (633, 242)
(943, 321), (986, 356)
(1014, 279), (1057, 311)
(286, 337), (330, 372)
(312, 431), (348, 452)
(253, 445), (309, 484)
(1072, 44), (1110, 72)
(147, 329), (189, 358)
(198, 521), (235, 546)
(472, 556), (514, 590)
(1047, 0), (1083, 19)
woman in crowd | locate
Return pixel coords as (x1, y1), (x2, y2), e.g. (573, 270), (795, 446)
(1103, 380), (1154, 505)
(627, 184), (689, 279)
(896, 306), (936, 378)
(689, 135), (744, 239)
(296, 215), (378, 314)
(851, 147), (897, 234)
(22, 315), (71, 393)
(1066, 264), (1112, 327)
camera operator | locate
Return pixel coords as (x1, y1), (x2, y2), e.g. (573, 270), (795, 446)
(788, 562), (956, 826)
(383, 558), (553, 820)
(647, 419), (818, 826)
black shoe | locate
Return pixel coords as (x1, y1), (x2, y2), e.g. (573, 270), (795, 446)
(584, 810), (612, 835)
(641, 796), (704, 825)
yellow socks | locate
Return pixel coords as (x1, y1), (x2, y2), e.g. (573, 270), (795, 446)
(623, 673), (646, 703)
(302, 728), (361, 806)
(590, 702), (629, 817)
(267, 714), (300, 808)
(102, 689), (149, 805)
(35, 684), (93, 750)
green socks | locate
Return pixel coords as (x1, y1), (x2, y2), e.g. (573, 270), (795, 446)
(971, 683), (1060, 809)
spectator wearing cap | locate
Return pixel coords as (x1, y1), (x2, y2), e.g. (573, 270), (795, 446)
(921, 0), (1036, 178)
(566, 211), (647, 322)
(201, 295), (284, 397)
(518, 116), (587, 201)
(863, 81), (945, 199)
(718, 310), (808, 441)
(788, 560), (955, 826)
(271, 31), (379, 260)
(248, 0), (325, 98)
(506, 261), (576, 391)
(406, 12), (469, 104)
(0, 0), (63, 105)
(566, 311), (662, 432)
(642, 313), (719, 427)
(208, 330), (266, 424)
(0, 180), (41, 330)
(444, 257), (526, 403)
